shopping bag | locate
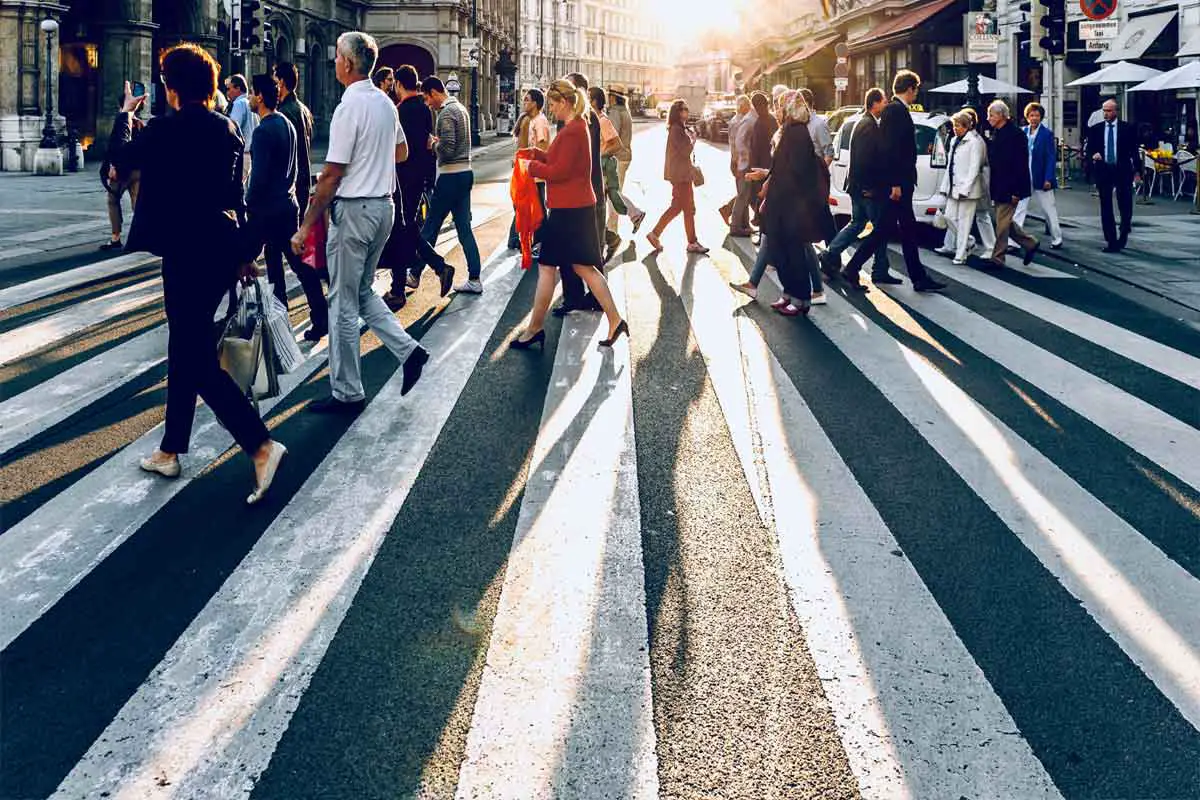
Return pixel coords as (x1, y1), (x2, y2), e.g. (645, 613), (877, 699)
(301, 212), (328, 271)
(218, 281), (280, 401)
(260, 279), (304, 374)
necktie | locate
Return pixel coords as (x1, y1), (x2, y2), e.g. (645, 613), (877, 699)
(1106, 123), (1116, 165)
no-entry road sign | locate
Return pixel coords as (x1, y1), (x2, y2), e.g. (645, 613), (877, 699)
(1080, 0), (1116, 22)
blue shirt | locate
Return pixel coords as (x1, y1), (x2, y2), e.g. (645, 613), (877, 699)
(245, 112), (298, 218)
(229, 94), (257, 152)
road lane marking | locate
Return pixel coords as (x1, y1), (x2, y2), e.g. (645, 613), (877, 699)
(456, 269), (658, 799)
(50, 246), (524, 800)
(657, 246), (1062, 799)
(0, 252), (160, 312)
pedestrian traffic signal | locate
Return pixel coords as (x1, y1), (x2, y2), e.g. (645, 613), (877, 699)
(235, 0), (262, 52)
(1038, 0), (1066, 57)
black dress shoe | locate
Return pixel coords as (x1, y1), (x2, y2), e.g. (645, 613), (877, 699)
(580, 293), (603, 312)
(818, 251), (840, 278)
(510, 329), (545, 350)
(872, 274), (903, 285)
(551, 302), (580, 318)
(840, 269), (868, 291)
(382, 290), (407, 311)
(308, 396), (365, 414)
(436, 263), (455, 297)
(1023, 243), (1040, 266)
(303, 326), (327, 342)
(401, 346), (429, 396)
(913, 279), (947, 293)
(1102, 243), (1121, 253)
(100, 239), (123, 251)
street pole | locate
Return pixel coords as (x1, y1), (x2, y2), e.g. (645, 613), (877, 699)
(471, 0), (481, 146)
(40, 20), (58, 149)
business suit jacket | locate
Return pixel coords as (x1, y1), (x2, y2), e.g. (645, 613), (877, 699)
(113, 103), (251, 263)
(847, 114), (883, 195)
(1085, 119), (1139, 181)
(878, 97), (918, 190)
(986, 120), (1033, 203)
(1022, 123), (1057, 190)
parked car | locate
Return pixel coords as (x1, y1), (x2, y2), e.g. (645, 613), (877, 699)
(656, 99), (673, 119)
(827, 110), (952, 230)
(823, 106), (863, 135)
(699, 96), (737, 141)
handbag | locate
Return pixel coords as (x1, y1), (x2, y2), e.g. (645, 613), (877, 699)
(218, 280), (280, 402)
(691, 159), (705, 187)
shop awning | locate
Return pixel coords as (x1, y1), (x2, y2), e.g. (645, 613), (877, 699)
(773, 35), (839, 71)
(849, 0), (957, 49)
(1178, 32), (1200, 58)
(1097, 10), (1175, 63)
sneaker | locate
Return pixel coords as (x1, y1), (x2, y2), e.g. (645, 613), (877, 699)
(1050, 239), (1063, 249)
(405, 273), (421, 290)
(454, 278), (484, 294)
(933, 246), (954, 256)
(810, 292), (827, 305)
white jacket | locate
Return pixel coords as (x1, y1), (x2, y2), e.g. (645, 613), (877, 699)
(939, 129), (987, 200)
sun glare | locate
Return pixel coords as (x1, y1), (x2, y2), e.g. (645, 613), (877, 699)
(646, 0), (745, 49)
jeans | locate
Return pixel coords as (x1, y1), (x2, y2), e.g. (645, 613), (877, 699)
(256, 207), (329, 333)
(328, 197), (419, 402)
(421, 170), (481, 280)
(774, 226), (820, 302)
(826, 191), (887, 277)
(749, 233), (771, 285)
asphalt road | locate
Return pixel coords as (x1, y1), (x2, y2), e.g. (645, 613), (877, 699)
(2, 120), (1199, 800)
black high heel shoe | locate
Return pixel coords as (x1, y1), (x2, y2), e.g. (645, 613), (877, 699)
(600, 320), (629, 347)
(510, 329), (545, 350)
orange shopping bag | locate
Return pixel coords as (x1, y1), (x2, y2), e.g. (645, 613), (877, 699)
(510, 149), (544, 269)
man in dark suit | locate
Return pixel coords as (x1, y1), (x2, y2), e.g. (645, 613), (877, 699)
(874, 70), (945, 292)
(822, 87), (890, 290)
(1086, 98), (1141, 252)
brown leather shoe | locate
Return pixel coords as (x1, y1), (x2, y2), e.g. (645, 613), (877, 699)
(382, 290), (407, 311)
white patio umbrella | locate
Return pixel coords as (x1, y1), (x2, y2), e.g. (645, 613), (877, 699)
(1129, 61), (1200, 210)
(1066, 60), (1164, 87)
(929, 75), (1033, 95)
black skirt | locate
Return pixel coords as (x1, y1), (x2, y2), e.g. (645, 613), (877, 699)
(537, 205), (602, 268)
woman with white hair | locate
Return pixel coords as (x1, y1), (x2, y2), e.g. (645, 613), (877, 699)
(938, 110), (987, 264)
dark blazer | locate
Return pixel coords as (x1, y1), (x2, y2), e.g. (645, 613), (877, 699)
(397, 94), (435, 187)
(749, 113), (778, 170)
(847, 113), (883, 195)
(878, 97), (918, 190)
(762, 122), (837, 245)
(1023, 123), (1057, 190)
(276, 93), (313, 202)
(986, 120), (1033, 203)
(1085, 119), (1139, 181)
(113, 104), (250, 262)
(664, 122), (694, 183)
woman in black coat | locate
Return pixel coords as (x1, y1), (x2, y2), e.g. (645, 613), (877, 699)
(748, 91), (835, 315)
(114, 43), (286, 503)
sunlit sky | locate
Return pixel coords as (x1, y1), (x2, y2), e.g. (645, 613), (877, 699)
(644, 0), (746, 52)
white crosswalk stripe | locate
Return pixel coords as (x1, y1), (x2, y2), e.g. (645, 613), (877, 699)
(3, 223), (1199, 799)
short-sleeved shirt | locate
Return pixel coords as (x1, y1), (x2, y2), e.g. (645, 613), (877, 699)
(528, 113), (552, 149)
(598, 112), (620, 151)
(326, 78), (407, 198)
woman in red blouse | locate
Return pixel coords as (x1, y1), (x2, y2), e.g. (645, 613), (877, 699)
(511, 78), (628, 349)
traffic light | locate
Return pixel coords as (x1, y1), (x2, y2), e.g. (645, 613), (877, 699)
(1038, 0), (1066, 57)
(1019, 1), (1045, 61)
(233, 0), (262, 52)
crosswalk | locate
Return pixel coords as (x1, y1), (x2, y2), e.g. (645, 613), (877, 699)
(1, 209), (1199, 799)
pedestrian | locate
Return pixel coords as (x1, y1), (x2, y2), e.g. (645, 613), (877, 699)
(605, 84), (640, 241)
(225, 74), (257, 182)
(985, 100), (1039, 268)
(646, 100), (708, 255)
(820, 87), (889, 287)
(244, 73), (328, 341)
(115, 44), (286, 503)
(937, 110), (987, 265)
(291, 31), (430, 414)
(1085, 98), (1140, 253)
(744, 90), (834, 315)
(1013, 102), (1063, 249)
(510, 78), (628, 350)
(720, 94), (756, 237)
(934, 105), (996, 260)
(799, 87), (835, 166)
(273, 62), (314, 225)
(507, 88), (551, 251)
(553, 71), (607, 317)
(747, 90), (778, 232)
(419, 76), (483, 294)
(100, 85), (143, 251)
(372, 66), (395, 97)
(383, 65), (452, 309)
(590, 85), (645, 263)
(870, 70), (945, 291)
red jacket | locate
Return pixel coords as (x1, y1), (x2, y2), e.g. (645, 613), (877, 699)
(527, 117), (596, 209)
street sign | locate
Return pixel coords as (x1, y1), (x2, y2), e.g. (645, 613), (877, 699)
(1079, 20), (1119, 39)
(834, 61), (849, 79)
(834, 76), (849, 90)
(1086, 39), (1112, 50)
(964, 12), (1001, 64)
(460, 37), (480, 68)
(1080, 0), (1117, 21)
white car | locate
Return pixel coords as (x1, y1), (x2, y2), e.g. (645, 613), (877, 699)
(828, 111), (952, 229)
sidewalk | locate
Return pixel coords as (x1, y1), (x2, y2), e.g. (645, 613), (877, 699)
(1025, 184), (1200, 311)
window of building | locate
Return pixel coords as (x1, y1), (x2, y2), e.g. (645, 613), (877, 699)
(894, 49), (907, 70)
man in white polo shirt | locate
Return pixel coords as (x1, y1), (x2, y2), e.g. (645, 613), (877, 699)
(291, 30), (429, 414)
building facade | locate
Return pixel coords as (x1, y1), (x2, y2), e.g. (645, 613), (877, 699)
(577, 0), (667, 97)
(517, 0), (581, 90)
(1, 0), (523, 171)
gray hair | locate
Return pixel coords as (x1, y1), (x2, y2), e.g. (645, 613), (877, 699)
(951, 110), (976, 130)
(337, 31), (379, 77)
(987, 99), (1010, 119)
(736, 93), (750, 112)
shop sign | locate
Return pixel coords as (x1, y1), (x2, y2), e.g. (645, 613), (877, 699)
(964, 13), (1001, 64)
(1079, 20), (1119, 39)
(1086, 39), (1112, 51)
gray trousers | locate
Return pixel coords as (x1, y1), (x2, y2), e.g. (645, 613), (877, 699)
(731, 172), (753, 230)
(328, 196), (419, 402)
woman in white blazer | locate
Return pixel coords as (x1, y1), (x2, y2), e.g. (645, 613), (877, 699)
(939, 110), (988, 264)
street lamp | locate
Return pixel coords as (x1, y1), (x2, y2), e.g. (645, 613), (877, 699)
(470, 0), (481, 147)
(34, 18), (64, 176)
(39, 18), (59, 149)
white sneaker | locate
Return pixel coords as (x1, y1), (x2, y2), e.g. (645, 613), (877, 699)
(933, 246), (954, 256)
(455, 279), (484, 294)
(810, 293), (828, 305)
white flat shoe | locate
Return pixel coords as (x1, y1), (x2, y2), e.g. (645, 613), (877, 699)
(140, 453), (181, 479)
(246, 442), (287, 505)
(810, 293), (828, 305)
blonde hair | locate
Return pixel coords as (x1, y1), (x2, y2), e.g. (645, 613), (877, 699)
(548, 79), (586, 119)
(951, 110), (976, 131)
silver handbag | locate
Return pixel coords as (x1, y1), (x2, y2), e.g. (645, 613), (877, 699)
(218, 281), (279, 401)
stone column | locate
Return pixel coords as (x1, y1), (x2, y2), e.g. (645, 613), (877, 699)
(97, 17), (156, 160)
(0, 1), (68, 171)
